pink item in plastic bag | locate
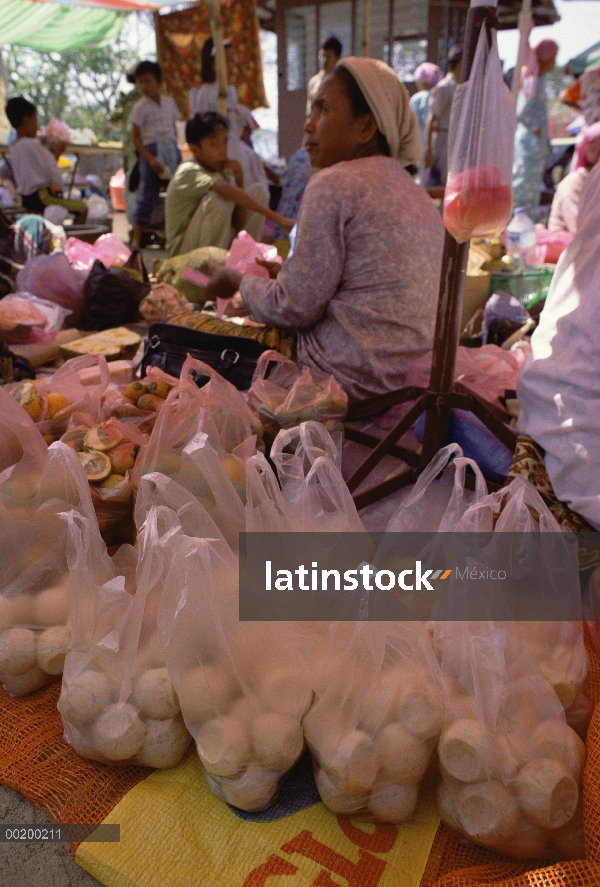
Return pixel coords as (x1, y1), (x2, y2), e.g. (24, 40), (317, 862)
(227, 231), (281, 277)
(64, 238), (97, 272)
(373, 345), (524, 433)
(44, 118), (70, 143)
(443, 26), (516, 243)
(444, 165), (513, 242)
(16, 253), (86, 326)
(65, 234), (131, 273)
(220, 231), (282, 318)
(93, 234), (131, 268)
(535, 229), (573, 264)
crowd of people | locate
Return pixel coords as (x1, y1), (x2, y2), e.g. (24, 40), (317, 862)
(2, 29), (600, 529)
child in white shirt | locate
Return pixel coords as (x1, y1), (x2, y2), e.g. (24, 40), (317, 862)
(128, 60), (181, 249)
(5, 97), (87, 223)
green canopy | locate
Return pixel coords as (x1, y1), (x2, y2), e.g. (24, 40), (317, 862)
(568, 41), (600, 77)
(0, 0), (126, 51)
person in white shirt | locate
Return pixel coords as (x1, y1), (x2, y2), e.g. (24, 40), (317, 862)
(189, 38), (270, 193)
(188, 37), (238, 118)
(128, 60), (181, 249)
(517, 160), (600, 528)
(4, 97), (87, 223)
(425, 45), (463, 187)
(306, 37), (342, 117)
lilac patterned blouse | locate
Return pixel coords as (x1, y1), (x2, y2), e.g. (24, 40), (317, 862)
(240, 155), (444, 402)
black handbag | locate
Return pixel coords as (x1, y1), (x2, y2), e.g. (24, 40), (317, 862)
(140, 322), (270, 391)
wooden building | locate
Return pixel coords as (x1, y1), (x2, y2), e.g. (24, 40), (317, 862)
(256, 0), (558, 158)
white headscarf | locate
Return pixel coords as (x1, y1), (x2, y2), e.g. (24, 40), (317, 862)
(337, 56), (422, 168)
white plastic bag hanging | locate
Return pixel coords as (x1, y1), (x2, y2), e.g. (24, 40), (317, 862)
(384, 443), (487, 533)
(443, 25), (516, 242)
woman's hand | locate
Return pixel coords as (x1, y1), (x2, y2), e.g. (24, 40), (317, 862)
(223, 292), (249, 317)
(204, 265), (243, 301)
(255, 258), (282, 279)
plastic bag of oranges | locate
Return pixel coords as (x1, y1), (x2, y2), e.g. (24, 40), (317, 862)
(61, 415), (148, 546)
(8, 355), (110, 444)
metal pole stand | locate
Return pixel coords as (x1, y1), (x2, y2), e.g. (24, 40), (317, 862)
(345, 3), (516, 510)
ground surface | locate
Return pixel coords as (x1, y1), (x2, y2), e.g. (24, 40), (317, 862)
(0, 785), (102, 887)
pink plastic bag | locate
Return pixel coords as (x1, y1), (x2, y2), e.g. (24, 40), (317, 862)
(219, 231), (282, 318)
(535, 229), (573, 264)
(16, 253), (86, 326)
(65, 234), (131, 273)
(44, 118), (70, 143)
(443, 26), (516, 242)
(93, 234), (131, 269)
(64, 238), (97, 272)
(405, 344), (524, 409)
(227, 231), (282, 278)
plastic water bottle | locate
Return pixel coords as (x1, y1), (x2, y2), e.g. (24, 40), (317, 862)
(505, 208), (537, 270)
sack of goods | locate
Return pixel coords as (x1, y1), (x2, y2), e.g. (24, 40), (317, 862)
(453, 475), (591, 737)
(304, 620), (444, 822)
(58, 508), (191, 768)
(158, 527), (312, 812)
(431, 473), (589, 859)
(434, 621), (585, 860)
(9, 354), (111, 444)
(0, 389), (96, 696)
(248, 351), (347, 444)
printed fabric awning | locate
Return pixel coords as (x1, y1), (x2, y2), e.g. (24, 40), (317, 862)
(1, 0), (125, 49)
(0, 0), (189, 52)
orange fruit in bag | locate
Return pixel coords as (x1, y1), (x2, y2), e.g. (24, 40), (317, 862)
(84, 423), (123, 452)
(78, 451), (112, 482)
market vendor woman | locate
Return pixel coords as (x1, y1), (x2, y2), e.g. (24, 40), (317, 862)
(185, 57), (444, 402)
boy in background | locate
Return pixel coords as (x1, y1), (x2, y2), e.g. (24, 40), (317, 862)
(165, 112), (293, 257)
(306, 37), (342, 117)
(129, 60), (181, 250)
(4, 97), (87, 223)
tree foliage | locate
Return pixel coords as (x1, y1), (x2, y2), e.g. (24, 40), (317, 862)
(4, 40), (140, 139)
